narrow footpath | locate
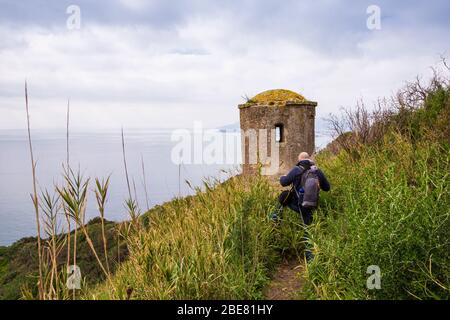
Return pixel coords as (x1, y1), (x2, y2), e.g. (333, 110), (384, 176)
(264, 258), (305, 300)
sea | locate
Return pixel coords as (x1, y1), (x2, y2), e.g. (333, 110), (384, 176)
(0, 128), (332, 246)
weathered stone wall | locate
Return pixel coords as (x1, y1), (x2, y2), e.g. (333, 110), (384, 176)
(239, 101), (316, 176)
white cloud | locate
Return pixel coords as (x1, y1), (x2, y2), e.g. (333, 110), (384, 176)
(0, 1), (448, 130)
(119, 0), (151, 11)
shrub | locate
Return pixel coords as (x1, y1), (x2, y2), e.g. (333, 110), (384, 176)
(304, 68), (450, 299)
(89, 175), (304, 300)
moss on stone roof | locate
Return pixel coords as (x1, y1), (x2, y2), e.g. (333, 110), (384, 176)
(251, 89), (306, 103)
(238, 89), (316, 109)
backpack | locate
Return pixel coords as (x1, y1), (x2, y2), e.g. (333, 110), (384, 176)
(297, 165), (320, 209)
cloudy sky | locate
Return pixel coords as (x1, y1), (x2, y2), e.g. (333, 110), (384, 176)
(0, 0), (449, 129)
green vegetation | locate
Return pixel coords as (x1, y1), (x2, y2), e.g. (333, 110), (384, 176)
(239, 89), (314, 108)
(252, 89), (306, 103)
(304, 74), (449, 299)
(0, 176), (305, 300)
(1, 65), (448, 300)
(89, 176), (304, 299)
(0, 219), (127, 300)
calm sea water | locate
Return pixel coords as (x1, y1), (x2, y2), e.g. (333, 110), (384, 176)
(0, 129), (332, 246)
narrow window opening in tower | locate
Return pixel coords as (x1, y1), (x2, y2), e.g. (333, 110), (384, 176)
(275, 124), (284, 143)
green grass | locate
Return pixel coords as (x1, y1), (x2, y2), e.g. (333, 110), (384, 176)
(3, 69), (448, 300)
(88, 176), (304, 300)
(0, 219), (127, 300)
(303, 86), (450, 299)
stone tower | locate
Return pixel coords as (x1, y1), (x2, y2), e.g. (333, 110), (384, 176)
(239, 89), (317, 175)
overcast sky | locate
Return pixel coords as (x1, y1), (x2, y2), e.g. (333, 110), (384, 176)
(0, 0), (449, 129)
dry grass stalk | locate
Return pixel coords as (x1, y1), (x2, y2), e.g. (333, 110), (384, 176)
(24, 81), (44, 299)
(95, 176), (111, 274)
(141, 154), (150, 211)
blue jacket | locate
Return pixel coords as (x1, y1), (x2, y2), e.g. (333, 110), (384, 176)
(280, 160), (331, 193)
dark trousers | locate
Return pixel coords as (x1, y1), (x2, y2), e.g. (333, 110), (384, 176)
(278, 190), (313, 225)
(278, 189), (314, 259)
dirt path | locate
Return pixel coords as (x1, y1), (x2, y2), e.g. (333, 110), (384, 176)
(264, 258), (305, 300)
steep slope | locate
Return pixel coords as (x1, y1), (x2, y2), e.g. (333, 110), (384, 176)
(303, 82), (449, 299)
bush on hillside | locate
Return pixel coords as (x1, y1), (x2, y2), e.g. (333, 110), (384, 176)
(305, 64), (449, 299)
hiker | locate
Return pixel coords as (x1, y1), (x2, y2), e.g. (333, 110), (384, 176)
(274, 152), (330, 260)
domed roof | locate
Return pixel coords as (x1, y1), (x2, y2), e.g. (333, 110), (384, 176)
(251, 89), (306, 103)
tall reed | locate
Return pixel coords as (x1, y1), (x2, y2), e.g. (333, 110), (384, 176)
(65, 99), (71, 271)
(95, 176), (111, 274)
(141, 155), (150, 211)
(39, 190), (68, 299)
(121, 128), (141, 230)
(24, 81), (44, 299)
(88, 174), (305, 299)
(57, 168), (110, 278)
(22, 90), (120, 300)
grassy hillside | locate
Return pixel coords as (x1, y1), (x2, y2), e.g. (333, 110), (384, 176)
(88, 176), (305, 299)
(0, 218), (128, 300)
(304, 78), (449, 299)
(1, 69), (448, 300)
(1, 176), (305, 300)
(90, 75), (449, 300)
